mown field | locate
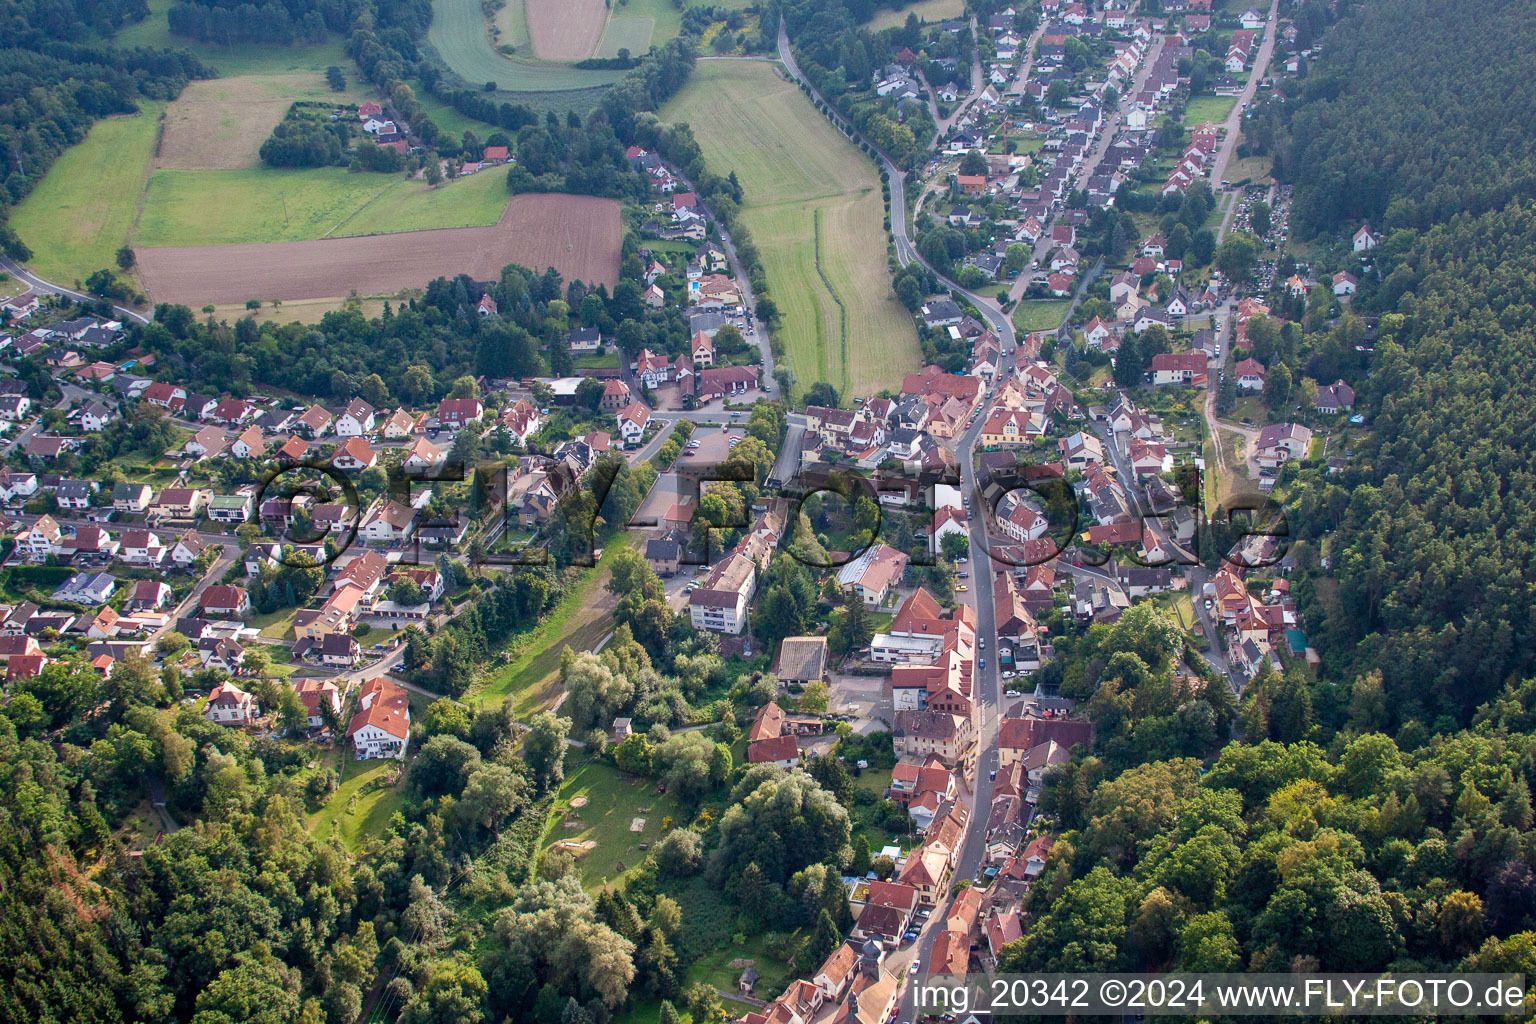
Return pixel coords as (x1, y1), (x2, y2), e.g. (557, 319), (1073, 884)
(866, 0), (965, 31)
(1012, 298), (1073, 332)
(1184, 94), (1238, 126)
(9, 105), (163, 287)
(158, 72), (372, 171)
(134, 165), (512, 247)
(662, 61), (920, 396)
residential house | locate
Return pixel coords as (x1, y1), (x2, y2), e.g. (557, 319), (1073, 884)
(16, 515), (61, 561)
(893, 709), (974, 766)
(616, 402), (650, 446)
(199, 585), (252, 618)
(436, 398), (483, 425)
(347, 677), (411, 759)
(126, 580), (171, 611)
(336, 398), (376, 437)
(207, 493), (253, 524)
(689, 552), (757, 633)
(297, 405), (333, 437)
(292, 677), (342, 731)
(599, 379), (632, 412)
(231, 425), (267, 459)
(118, 529), (165, 565)
(1254, 422), (1314, 468)
(835, 544), (909, 608)
(1315, 380), (1355, 414)
(332, 436), (378, 471)
(169, 531), (207, 568)
(205, 681), (259, 726)
(1150, 351), (1208, 387)
(360, 499), (416, 543)
(1234, 357), (1267, 391)
(184, 426), (226, 458)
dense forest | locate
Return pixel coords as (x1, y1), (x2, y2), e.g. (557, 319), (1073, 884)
(0, 0), (208, 258)
(1265, 0), (1536, 723)
(991, 604), (1536, 982)
(1276, 0), (1536, 239)
(167, 0), (346, 45)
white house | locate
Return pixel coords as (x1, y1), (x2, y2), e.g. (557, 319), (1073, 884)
(336, 398), (376, 438)
(616, 402), (650, 446)
(688, 553), (757, 634)
(347, 677), (411, 759)
(205, 681), (259, 726)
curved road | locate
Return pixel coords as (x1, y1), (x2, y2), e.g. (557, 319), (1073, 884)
(0, 255), (150, 325)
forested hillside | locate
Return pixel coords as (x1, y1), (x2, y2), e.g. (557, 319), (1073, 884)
(1266, 0), (1536, 723)
(1277, 0), (1536, 238)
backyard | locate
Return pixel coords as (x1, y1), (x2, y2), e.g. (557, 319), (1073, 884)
(538, 759), (683, 890)
(1012, 298), (1073, 332)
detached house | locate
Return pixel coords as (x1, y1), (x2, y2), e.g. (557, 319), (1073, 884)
(436, 398), (483, 426)
(16, 515), (62, 561)
(205, 681), (259, 726)
(347, 677), (411, 759)
(199, 585), (252, 619)
(332, 436), (378, 471)
(184, 426), (226, 458)
(616, 402), (650, 446)
(336, 398), (376, 437)
(119, 529), (165, 566)
(297, 404), (333, 437)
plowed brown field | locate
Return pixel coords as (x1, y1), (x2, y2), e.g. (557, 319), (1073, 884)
(526, 0), (607, 59)
(136, 193), (620, 305)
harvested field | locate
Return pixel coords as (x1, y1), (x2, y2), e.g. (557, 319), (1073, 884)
(158, 73), (364, 170)
(526, 0), (607, 59)
(138, 193), (620, 305)
(428, 0), (623, 102)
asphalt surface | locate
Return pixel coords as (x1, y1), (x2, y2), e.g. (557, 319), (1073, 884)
(0, 255), (149, 325)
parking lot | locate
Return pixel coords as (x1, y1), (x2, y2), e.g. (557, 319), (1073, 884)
(828, 672), (891, 734)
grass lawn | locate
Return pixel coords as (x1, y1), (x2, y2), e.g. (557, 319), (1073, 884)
(250, 606), (298, 639)
(866, 0), (965, 30)
(114, 0), (351, 75)
(310, 755), (406, 851)
(663, 61), (920, 396)
(10, 104), (163, 287)
(1226, 151), (1275, 184)
(686, 931), (798, 1000)
(1183, 94), (1237, 125)
(539, 759), (682, 889)
(472, 535), (630, 712)
(133, 166), (508, 247)
(1012, 298), (1073, 332)
(332, 167), (512, 237)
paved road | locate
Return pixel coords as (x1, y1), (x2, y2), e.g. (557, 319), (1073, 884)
(932, 17), (987, 136)
(778, 25), (1018, 1001)
(1208, 0), (1281, 187)
(0, 255), (150, 325)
